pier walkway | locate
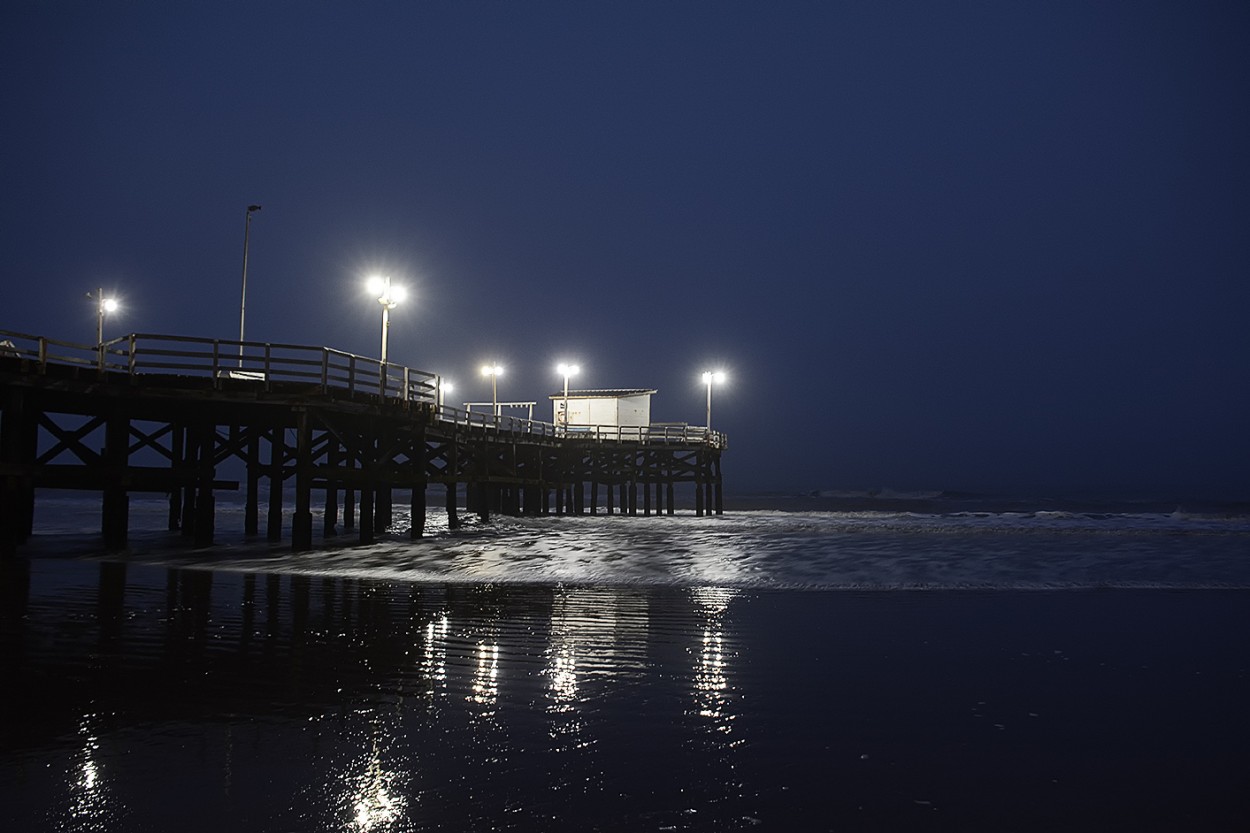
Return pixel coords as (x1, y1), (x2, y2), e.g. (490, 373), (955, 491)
(0, 331), (725, 553)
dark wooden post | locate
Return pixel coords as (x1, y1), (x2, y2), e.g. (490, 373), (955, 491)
(341, 428), (356, 530)
(291, 410), (313, 551)
(375, 435), (393, 532)
(446, 440), (461, 529)
(245, 431), (261, 535)
(194, 420), (216, 545)
(168, 423), (184, 531)
(0, 388), (34, 552)
(590, 479), (599, 515)
(358, 427), (375, 544)
(713, 453), (724, 516)
(446, 480), (460, 529)
(410, 427), (426, 539)
(324, 437), (339, 537)
(180, 423), (197, 536)
(101, 409), (130, 550)
(266, 423), (284, 542)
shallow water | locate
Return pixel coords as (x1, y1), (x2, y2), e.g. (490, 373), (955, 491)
(3, 500), (1250, 830)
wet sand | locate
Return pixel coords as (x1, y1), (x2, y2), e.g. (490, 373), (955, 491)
(1, 559), (1247, 830)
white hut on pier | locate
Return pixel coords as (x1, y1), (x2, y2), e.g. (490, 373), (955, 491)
(550, 389), (656, 436)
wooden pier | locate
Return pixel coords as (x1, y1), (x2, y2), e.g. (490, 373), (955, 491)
(0, 331), (726, 554)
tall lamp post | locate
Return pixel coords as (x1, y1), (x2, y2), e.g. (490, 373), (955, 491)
(702, 370), (726, 430)
(366, 275), (406, 364)
(557, 362), (580, 430)
(238, 204), (262, 363)
(89, 288), (119, 345)
(481, 363), (503, 418)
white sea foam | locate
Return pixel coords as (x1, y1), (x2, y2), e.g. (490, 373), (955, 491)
(49, 501), (1250, 592)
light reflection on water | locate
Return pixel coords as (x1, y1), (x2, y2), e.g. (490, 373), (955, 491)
(345, 721), (408, 832)
(54, 714), (122, 832)
(691, 587), (739, 734)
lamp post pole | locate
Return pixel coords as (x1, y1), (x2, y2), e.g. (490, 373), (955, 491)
(702, 370), (726, 430)
(366, 275), (405, 365)
(380, 281), (392, 365)
(91, 288), (119, 345)
(557, 362), (579, 432)
(238, 204), (261, 365)
(481, 364), (503, 419)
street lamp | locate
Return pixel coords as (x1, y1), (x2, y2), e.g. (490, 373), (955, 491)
(702, 370), (726, 430)
(238, 204), (262, 363)
(480, 363), (503, 418)
(366, 275), (407, 364)
(89, 288), (119, 345)
(556, 362), (580, 429)
(439, 380), (453, 409)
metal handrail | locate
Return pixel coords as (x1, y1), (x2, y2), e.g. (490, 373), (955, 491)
(1, 329), (726, 448)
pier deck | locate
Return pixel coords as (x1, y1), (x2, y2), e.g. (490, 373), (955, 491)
(0, 331), (725, 553)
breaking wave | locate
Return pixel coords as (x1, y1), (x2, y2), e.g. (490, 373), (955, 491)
(46, 500), (1250, 592)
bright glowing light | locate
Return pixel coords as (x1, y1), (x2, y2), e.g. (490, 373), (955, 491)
(480, 364), (503, 377)
(557, 362), (580, 377)
(101, 298), (119, 314)
(347, 743), (405, 831)
(442, 381), (453, 394)
(702, 370), (726, 385)
(389, 285), (407, 303)
(468, 641), (500, 708)
(366, 275), (386, 295)
(691, 587), (740, 733)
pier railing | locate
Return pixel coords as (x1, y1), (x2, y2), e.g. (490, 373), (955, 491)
(1, 329), (726, 449)
(0, 330), (439, 404)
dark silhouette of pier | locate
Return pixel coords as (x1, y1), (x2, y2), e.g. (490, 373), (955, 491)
(0, 331), (726, 554)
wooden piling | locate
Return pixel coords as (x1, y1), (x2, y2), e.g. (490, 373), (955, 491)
(245, 432), (261, 535)
(101, 410), (129, 550)
(266, 424), (283, 543)
(292, 411), (313, 551)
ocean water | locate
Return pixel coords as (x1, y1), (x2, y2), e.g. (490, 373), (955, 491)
(2, 493), (1249, 830)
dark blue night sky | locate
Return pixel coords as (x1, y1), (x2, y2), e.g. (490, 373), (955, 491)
(3, 1), (1247, 497)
